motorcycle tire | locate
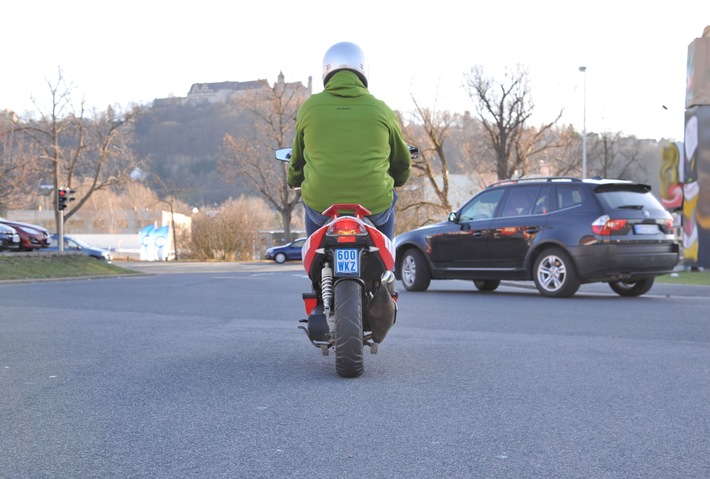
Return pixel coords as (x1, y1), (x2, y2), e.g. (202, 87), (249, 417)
(334, 280), (364, 378)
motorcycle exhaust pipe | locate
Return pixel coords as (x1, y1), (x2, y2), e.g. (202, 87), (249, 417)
(365, 272), (397, 343)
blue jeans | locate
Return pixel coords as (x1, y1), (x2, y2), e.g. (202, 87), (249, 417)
(304, 190), (398, 240)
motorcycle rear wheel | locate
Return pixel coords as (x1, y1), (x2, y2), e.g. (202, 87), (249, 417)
(334, 280), (364, 378)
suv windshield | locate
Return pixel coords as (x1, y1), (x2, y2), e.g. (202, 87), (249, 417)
(458, 188), (504, 221)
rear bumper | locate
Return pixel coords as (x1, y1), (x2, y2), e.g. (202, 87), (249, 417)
(571, 242), (680, 282)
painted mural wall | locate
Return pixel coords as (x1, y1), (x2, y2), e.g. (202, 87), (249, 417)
(664, 26), (710, 268)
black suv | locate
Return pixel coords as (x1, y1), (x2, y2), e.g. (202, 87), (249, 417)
(394, 177), (680, 298)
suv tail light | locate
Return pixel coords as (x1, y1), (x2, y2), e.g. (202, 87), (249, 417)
(591, 215), (628, 235)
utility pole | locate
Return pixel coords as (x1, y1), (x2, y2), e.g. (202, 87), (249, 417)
(579, 66), (587, 179)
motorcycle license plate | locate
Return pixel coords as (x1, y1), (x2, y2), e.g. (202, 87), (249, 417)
(335, 248), (359, 276)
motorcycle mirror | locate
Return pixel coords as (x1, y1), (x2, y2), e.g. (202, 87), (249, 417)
(408, 145), (419, 160)
(275, 148), (292, 162)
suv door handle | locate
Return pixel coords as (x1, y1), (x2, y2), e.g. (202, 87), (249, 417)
(525, 227), (540, 235)
(471, 231), (484, 238)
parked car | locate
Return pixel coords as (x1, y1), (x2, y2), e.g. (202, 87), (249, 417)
(265, 237), (306, 263)
(46, 234), (112, 262)
(0, 218), (51, 251)
(394, 177), (680, 298)
(0, 223), (21, 251)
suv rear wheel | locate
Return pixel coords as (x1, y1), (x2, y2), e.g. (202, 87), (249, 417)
(533, 248), (580, 298)
(608, 278), (655, 297)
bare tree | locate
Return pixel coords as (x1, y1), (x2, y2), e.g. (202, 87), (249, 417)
(458, 110), (496, 189)
(218, 74), (306, 239)
(0, 111), (42, 212)
(463, 64), (562, 180)
(148, 174), (190, 261)
(586, 131), (648, 181)
(11, 69), (141, 234)
(79, 181), (173, 233)
(400, 98), (456, 220)
(533, 125), (585, 177)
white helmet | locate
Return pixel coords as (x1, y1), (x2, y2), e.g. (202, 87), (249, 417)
(322, 42), (368, 87)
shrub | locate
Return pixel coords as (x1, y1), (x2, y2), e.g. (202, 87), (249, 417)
(189, 196), (272, 261)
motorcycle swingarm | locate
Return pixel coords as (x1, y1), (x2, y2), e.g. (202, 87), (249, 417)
(297, 322), (379, 355)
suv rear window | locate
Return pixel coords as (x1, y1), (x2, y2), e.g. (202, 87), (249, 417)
(594, 185), (664, 211)
(556, 186), (584, 210)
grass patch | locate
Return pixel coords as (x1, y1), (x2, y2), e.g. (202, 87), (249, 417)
(0, 253), (140, 281)
(655, 269), (710, 286)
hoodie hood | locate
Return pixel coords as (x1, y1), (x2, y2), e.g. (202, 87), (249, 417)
(323, 71), (368, 99)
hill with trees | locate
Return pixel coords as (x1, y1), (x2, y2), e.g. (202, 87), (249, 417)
(1, 67), (668, 259)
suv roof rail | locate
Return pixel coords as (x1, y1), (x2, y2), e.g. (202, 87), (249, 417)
(486, 176), (584, 189)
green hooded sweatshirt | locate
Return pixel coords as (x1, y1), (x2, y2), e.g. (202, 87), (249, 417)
(288, 70), (411, 215)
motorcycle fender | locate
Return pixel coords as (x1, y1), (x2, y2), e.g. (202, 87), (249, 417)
(302, 292), (318, 316)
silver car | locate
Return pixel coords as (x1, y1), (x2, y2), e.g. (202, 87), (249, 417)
(46, 234), (113, 262)
(0, 223), (21, 251)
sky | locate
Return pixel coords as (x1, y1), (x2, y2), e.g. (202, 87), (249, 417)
(4, 0), (710, 142)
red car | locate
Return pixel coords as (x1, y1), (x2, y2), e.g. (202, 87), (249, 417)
(0, 218), (51, 251)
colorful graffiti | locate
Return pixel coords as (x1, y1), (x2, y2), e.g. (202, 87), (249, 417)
(680, 30), (710, 268)
(659, 142), (684, 210)
(683, 106), (710, 267)
(139, 224), (172, 261)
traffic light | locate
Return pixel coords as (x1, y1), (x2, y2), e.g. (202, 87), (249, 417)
(58, 189), (67, 210)
(57, 188), (76, 211)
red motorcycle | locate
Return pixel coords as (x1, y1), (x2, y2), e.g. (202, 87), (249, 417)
(276, 147), (417, 377)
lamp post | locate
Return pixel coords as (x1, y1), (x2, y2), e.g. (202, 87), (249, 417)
(579, 66), (587, 179)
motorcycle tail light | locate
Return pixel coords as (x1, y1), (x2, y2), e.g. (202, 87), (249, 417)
(327, 218), (367, 237)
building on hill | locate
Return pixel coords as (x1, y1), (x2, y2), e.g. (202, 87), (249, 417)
(187, 80), (269, 104)
(153, 72), (312, 107)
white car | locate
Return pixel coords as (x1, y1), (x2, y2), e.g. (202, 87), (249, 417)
(47, 234), (113, 262)
(0, 223), (21, 251)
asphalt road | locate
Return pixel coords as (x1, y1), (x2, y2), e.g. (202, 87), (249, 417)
(1, 262), (709, 479)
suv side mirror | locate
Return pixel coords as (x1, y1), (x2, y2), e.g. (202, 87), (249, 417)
(448, 211), (458, 223)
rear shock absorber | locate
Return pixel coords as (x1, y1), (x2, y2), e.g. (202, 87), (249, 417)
(321, 263), (333, 316)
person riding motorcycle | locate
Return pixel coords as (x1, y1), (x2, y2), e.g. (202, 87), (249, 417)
(287, 41), (412, 239)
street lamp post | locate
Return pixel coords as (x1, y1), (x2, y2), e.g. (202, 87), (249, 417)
(579, 66), (587, 179)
